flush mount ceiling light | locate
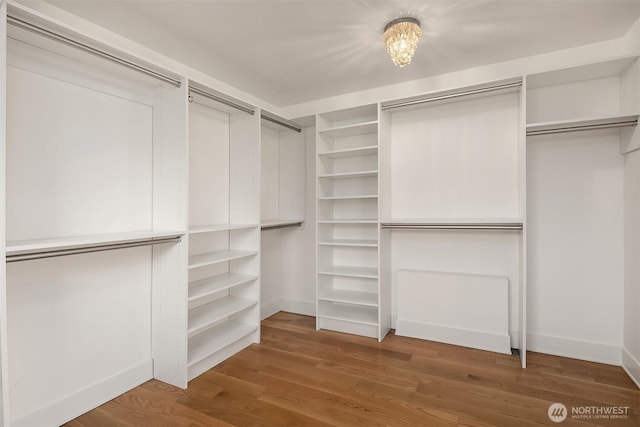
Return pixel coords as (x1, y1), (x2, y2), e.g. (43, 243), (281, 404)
(383, 17), (422, 67)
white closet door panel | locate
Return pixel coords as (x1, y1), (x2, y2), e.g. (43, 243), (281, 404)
(7, 247), (152, 420)
(390, 92), (519, 219)
(261, 127), (279, 221)
(188, 103), (230, 226)
(528, 130), (624, 346)
(6, 67), (153, 241)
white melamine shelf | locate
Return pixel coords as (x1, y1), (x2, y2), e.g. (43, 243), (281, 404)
(318, 170), (378, 179)
(187, 321), (257, 367)
(526, 114), (638, 136)
(188, 296), (257, 338)
(318, 239), (378, 247)
(318, 121), (378, 138)
(188, 273), (258, 306)
(318, 219), (378, 224)
(318, 265), (378, 279)
(188, 249), (258, 269)
(6, 230), (183, 258)
(319, 304), (378, 326)
(189, 224), (258, 234)
(317, 145), (378, 159)
(318, 195), (378, 200)
(318, 289), (378, 307)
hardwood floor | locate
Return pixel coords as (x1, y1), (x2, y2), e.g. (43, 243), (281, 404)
(66, 312), (640, 426)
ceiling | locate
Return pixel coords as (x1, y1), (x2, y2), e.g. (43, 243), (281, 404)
(43, 0), (640, 108)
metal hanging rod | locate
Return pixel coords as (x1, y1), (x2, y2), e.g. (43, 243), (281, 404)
(526, 119), (638, 136)
(381, 81), (522, 111)
(380, 223), (523, 231)
(188, 86), (255, 115)
(6, 236), (181, 263)
(7, 15), (182, 88)
(261, 111), (302, 133)
(261, 221), (303, 231)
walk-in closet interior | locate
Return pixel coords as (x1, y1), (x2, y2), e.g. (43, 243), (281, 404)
(1, 0), (639, 425)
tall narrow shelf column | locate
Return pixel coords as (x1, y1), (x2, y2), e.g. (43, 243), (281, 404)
(315, 104), (389, 340)
(186, 84), (260, 383)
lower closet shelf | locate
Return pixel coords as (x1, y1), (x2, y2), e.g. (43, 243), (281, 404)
(187, 321), (257, 377)
(319, 303), (378, 325)
(318, 289), (378, 306)
(188, 296), (257, 337)
(188, 273), (258, 307)
(318, 265), (378, 279)
(188, 249), (258, 269)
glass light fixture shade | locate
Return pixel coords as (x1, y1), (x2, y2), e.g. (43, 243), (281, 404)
(383, 17), (422, 67)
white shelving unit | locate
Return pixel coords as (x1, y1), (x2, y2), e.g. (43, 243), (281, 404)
(315, 104), (389, 341)
(526, 56), (640, 369)
(3, 4), (188, 426)
(379, 79), (526, 365)
(186, 83), (260, 383)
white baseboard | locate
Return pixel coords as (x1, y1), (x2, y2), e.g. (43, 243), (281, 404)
(12, 360), (152, 427)
(261, 299), (282, 320)
(622, 347), (640, 389)
(261, 298), (315, 320)
(527, 333), (621, 365)
(396, 319), (512, 355)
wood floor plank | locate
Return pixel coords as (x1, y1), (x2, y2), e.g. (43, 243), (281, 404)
(64, 312), (640, 426)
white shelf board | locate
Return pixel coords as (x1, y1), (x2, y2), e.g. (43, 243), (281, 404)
(318, 170), (378, 179)
(318, 289), (378, 307)
(317, 121), (378, 138)
(526, 114), (638, 136)
(187, 321), (257, 367)
(383, 217), (523, 225)
(319, 304), (378, 326)
(6, 230), (184, 257)
(318, 219), (378, 224)
(188, 296), (257, 338)
(188, 249), (258, 269)
(318, 239), (378, 247)
(189, 224), (258, 234)
(318, 195), (378, 200)
(318, 265), (378, 279)
(317, 145), (378, 159)
(188, 273), (258, 305)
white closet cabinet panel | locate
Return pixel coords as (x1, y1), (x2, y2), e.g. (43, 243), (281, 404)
(527, 130), (624, 361)
(7, 248), (152, 426)
(6, 67), (152, 241)
(390, 92), (520, 220)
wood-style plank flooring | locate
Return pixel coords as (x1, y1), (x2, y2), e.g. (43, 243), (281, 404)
(66, 312), (640, 426)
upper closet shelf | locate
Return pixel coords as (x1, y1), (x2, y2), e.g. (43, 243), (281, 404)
(189, 224), (258, 234)
(260, 219), (304, 231)
(526, 114), (638, 136)
(6, 230), (183, 262)
(188, 249), (258, 270)
(317, 145), (378, 159)
(318, 121), (378, 138)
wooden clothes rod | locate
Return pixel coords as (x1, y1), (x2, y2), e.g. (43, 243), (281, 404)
(188, 87), (255, 115)
(6, 236), (182, 263)
(7, 15), (182, 87)
(380, 223), (523, 231)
